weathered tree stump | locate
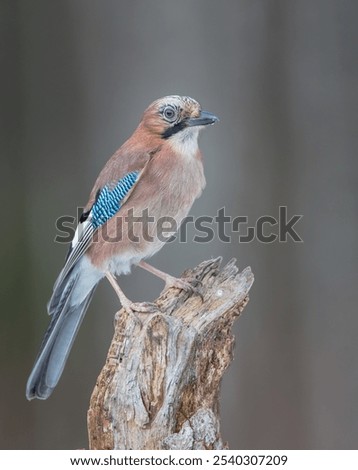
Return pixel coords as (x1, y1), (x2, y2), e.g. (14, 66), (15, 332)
(87, 258), (254, 450)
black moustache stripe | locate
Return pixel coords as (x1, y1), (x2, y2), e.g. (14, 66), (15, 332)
(161, 121), (187, 139)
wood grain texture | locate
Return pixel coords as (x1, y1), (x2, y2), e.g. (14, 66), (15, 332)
(87, 258), (254, 450)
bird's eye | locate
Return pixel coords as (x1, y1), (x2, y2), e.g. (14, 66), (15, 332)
(163, 106), (177, 122)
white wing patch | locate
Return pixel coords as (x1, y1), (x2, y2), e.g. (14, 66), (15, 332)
(72, 218), (92, 248)
(52, 214), (95, 297)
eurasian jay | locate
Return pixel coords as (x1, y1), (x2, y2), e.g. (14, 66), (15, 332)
(26, 95), (218, 400)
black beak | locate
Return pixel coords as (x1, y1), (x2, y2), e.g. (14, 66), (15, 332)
(187, 110), (219, 127)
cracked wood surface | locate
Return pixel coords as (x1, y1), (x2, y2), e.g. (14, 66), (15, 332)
(87, 258), (254, 450)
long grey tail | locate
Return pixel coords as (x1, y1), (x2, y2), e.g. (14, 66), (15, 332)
(26, 269), (97, 400)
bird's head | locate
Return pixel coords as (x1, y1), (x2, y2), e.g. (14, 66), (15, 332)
(139, 96), (218, 152)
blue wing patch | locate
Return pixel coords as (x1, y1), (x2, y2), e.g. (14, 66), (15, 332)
(91, 171), (139, 228)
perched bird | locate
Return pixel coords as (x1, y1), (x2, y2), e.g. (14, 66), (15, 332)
(26, 95), (218, 400)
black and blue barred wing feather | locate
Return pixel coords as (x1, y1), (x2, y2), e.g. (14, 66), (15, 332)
(48, 170), (141, 314)
(68, 171), (139, 269)
(91, 171), (139, 228)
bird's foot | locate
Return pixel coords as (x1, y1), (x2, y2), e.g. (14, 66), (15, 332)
(126, 301), (159, 314)
(163, 275), (203, 300)
(119, 300), (159, 325)
(138, 261), (203, 300)
(115, 301), (158, 327)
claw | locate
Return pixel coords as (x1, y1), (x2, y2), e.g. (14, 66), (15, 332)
(164, 276), (204, 301)
(119, 301), (159, 326)
(127, 302), (159, 314)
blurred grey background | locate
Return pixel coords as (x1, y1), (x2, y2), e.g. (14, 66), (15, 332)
(1, 0), (357, 449)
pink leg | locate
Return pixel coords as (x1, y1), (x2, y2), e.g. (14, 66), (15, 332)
(138, 260), (201, 293)
(105, 272), (157, 314)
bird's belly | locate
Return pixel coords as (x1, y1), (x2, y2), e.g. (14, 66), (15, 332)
(105, 202), (190, 276)
(89, 159), (205, 275)
(106, 239), (165, 276)
(95, 194), (196, 276)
